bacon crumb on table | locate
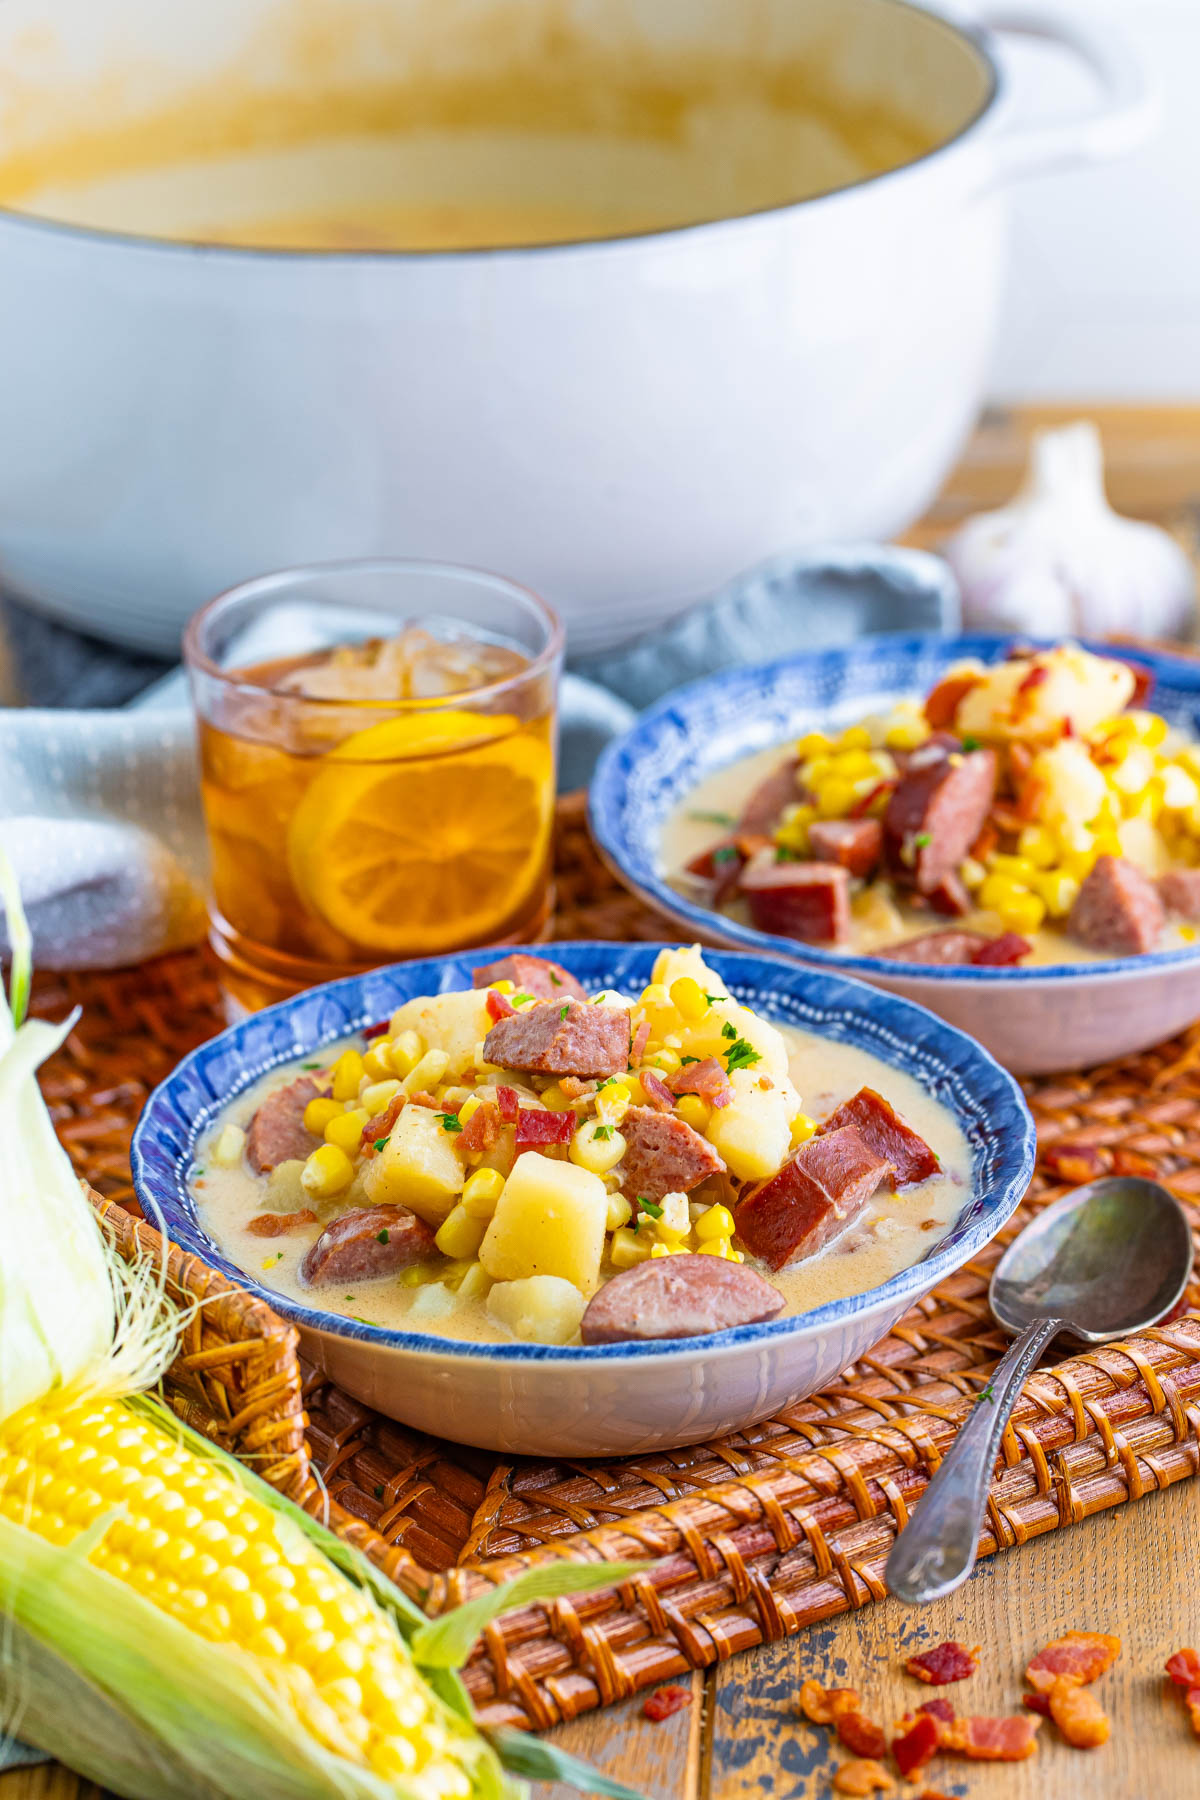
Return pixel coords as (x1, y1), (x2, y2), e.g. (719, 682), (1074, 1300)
(799, 1683), (886, 1759)
(1046, 1676), (1110, 1748)
(1025, 1630), (1121, 1693)
(893, 1711), (940, 1776)
(940, 1714), (1041, 1761)
(831, 1759), (894, 1796)
(641, 1684), (690, 1722)
(1165, 1650), (1200, 1739)
(917, 1698), (956, 1724)
(904, 1641), (980, 1685)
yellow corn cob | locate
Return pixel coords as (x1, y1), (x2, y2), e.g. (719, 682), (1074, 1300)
(0, 1393), (480, 1795)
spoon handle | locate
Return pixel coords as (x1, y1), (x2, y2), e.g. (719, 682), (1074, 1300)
(886, 1315), (1062, 1605)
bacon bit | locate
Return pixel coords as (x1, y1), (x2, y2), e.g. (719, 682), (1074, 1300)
(1166, 1648), (1200, 1688)
(1016, 775), (1049, 823)
(408, 1090), (439, 1110)
(969, 820), (999, 863)
(916, 1791), (956, 1800)
(362, 1019), (390, 1040)
(642, 1684), (690, 1722)
(835, 1710), (887, 1760)
(495, 1085), (520, 1124)
(1016, 662), (1050, 701)
(631, 1021), (651, 1063)
(668, 1055), (735, 1109)
(940, 1714), (1040, 1761)
(1025, 1631), (1120, 1693)
(831, 1760), (894, 1796)
(1046, 1677), (1109, 1748)
(1007, 741), (1034, 784)
(458, 1100), (500, 1156)
(246, 1209), (318, 1237)
(850, 780), (894, 819)
(1186, 1690), (1200, 1739)
(559, 1076), (594, 1101)
(799, 1682), (860, 1726)
(1023, 1693), (1052, 1716)
(918, 1698), (956, 1724)
(905, 1641), (979, 1685)
(989, 801), (1026, 836)
(734, 831), (775, 860)
(1041, 1142), (1106, 1184)
(514, 1107), (574, 1150)
(485, 989), (516, 1022)
(924, 673), (982, 730)
(893, 1712), (940, 1776)
(360, 1092), (406, 1155)
(640, 1070), (677, 1112)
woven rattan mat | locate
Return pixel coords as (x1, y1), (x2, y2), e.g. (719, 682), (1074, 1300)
(36, 791), (1200, 1730)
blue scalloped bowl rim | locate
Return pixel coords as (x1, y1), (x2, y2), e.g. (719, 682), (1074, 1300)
(131, 941), (1035, 1362)
(589, 633), (1200, 983)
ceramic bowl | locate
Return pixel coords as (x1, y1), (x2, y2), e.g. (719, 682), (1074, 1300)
(132, 941), (1034, 1458)
(589, 635), (1200, 1076)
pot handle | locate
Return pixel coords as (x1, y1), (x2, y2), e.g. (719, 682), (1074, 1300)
(971, 1), (1158, 184)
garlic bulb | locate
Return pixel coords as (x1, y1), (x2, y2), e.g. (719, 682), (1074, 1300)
(943, 421), (1196, 640)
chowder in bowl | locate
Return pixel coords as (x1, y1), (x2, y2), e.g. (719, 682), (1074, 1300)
(132, 942), (1034, 1456)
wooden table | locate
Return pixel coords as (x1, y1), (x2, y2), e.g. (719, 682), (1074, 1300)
(8, 403), (1200, 1800)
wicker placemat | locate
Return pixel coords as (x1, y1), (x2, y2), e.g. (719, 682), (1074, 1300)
(36, 792), (1200, 1731)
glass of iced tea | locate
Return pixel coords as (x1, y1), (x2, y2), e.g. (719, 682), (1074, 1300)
(184, 560), (563, 1013)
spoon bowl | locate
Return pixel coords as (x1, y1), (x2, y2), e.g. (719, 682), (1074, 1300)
(887, 1175), (1194, 1605)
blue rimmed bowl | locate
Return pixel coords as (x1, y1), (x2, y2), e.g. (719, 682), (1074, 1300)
(132, 941), (1033, 1458)
(590, 634), (1200, 1075)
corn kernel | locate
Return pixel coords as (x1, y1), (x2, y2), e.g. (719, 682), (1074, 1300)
(359, 1078), (401, 1117)
(789, 1112), (817, 1148)
(988, 853), (1039, 884)
(669, 976), (709, 1022)
(645, 1046), (682, 1075)
(960, 856), (987, 890)
(775, 804), (815, 856)
(981, 879), (1045, 934)
(695, 1204), (735, 1241)
(388, 1030), (423, 1077)
(330, 1051), (364, 1103)
(461, 1167), (505, 1217)
(570, 1119), (627, 1175)
(402, 1048), (449, 1095)
(435, 1204), (487, 1261)
(594, 1080), (631, 1127)
(1129, 709), (1168, 747)
(1016, 824), (1058, 869)
(697, 1238), (733, 1259)
(539, 1084), (574, 1113)
(834, 748), (877, 780)
(1181, 924), (1198, 944)
(656, 1192), (691, 1239)
(837, 724), (873, 752)
(621, 1074), (647, 1108)
(605, 1194), (633, 1232)
(1123, 783), (1162, 823)
(638, 983), (672, 1010)
(212, 1123), (246, 1168)
(650, 1241), (685, 1258)
(489, 979), (515, 994)
(609, 1226), (652, 1269)
(300, 1143), (354, 1198)
(457, 1093), (482, 1127)
(816, 777), (859, 819)
(800, 753), (833, 789)
(884, 717), (930, 751)
(795, 730), (832, 758)
(303, 1096), (343, 1136)
(455, 1262), (492, 1302)
(675, 1094), (711, 1134)
(324, 1108), (368, 1155)
(1033, 870), (1081, 918)
(361, 1043), (394, 1082)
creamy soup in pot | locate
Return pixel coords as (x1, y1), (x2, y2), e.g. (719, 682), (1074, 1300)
(189, 946), (970, 1348)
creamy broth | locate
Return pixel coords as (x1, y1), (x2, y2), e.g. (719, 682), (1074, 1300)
(191, 1022), (969, 1344)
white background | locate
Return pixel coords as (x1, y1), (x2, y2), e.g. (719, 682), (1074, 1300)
(983, 0), (1200, 398)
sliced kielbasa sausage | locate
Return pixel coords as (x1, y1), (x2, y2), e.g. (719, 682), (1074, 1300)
(876, 928), (1031, 967)
(580, 1254), (784, 1344)
(1067, 854), (1164, 956)
(298, 1205), (437, 1287)
(618, 1106), (726, 1202)
(245, 1076), (324, 1174)
(806, 817), (883, 879)
(883, 744), (996, 894)
(1160, 867), (1200, 922)
(482, 1000), (630, 1078)
(818, 1087), (939, 1188)
(739, 851), (851, 945)
(735, 1125), (893, 1270)
(738, 760), (800, 834)
(472, 953), (587, 1001)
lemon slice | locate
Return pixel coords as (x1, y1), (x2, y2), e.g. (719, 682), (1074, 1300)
(287, 711), (554, 953)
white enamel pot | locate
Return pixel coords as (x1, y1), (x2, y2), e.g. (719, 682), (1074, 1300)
(0, 0), (1154, 656)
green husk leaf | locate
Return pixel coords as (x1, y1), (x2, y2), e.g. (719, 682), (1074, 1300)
(0, 850), (31, 1029)
(0, 1506), (500, 1800)
(411, 1559), (648, 1669)
(491, 1729), (651, 1800)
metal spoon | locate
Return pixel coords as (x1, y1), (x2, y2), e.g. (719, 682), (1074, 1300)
(886, 1176), (1193, 1606)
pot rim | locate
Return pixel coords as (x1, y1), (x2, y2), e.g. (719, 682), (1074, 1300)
(0, 0), (1000, 265)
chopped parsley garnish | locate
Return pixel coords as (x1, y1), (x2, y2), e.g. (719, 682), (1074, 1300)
(721, 1020), (738, 1042)
(705, 993), (723, 1004)
(352, 1316), (378, 1327)
(597, 1076), (617, 1089)
(376, 1228), (390, 1245)
(374, 1136), (390, 1152)
(550, 971), (563, 985)
(961, 734), (980, 751)
(711, 846), (740, 867)
(978, 1381), (995, 1403)
(301, 1061), (321, 1070)
(193, 1166), (205, 1178)
(913, 830), (933, 848)
(436, 1112), (462, 1134)
(679, 1055), (700, 1066)
(724, 1037), (762, 1074)
(775, 845), (798, 862)
(637, 1197), (664, 1219)
(511, 992), (535, 1007)
(560, 1003), (570, 1021)
(689, 808), (736, 827)
(593, 1124), (614, 1140)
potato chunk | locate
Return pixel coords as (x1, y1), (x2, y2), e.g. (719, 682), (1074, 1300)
(486, 1276), (586, 1344)
(388, 990), (492, 1079)
(361, 1104), (464, 1224)
(706, 1068), (795, 1182)
(479, 1151), (606, 1293)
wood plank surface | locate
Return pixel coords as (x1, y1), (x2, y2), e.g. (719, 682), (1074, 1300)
(6, 404), (1200, 1800)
